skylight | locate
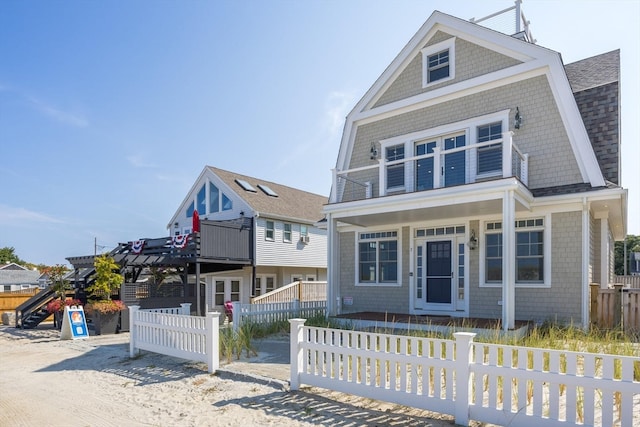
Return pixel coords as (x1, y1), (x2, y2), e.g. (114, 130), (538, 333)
(235, 179), (257, 192)
(258, 184), (278, 197)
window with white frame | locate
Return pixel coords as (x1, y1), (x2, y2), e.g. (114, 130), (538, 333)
(283, 223), (292, 243)
(196, 184), (206, 215)
(255, 275), (275, 297)
(485, 222), (503, 283)
(483, 218), (546, 285)
(265, 220), (275, 241)
(300, 225), (308, 237)
(421, 38), (455, 87)
(386, 144), (405, 190)
(515, 218), (544, 283)
(477, 122), (503, 175)
(380, 110), (509, 195)
(209, 182), (220, 213)
(358, 231), (398, 284)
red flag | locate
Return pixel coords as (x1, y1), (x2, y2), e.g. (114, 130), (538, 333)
(192, 210), (200, 233)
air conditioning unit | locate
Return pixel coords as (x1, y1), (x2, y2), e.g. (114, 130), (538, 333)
(300, 235), (310, 244)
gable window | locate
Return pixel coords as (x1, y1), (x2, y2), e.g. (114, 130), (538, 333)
(358, 231), (398, 284)
(482, 218), (546, 286)
(386, 144), (405, 190)
(283, 223), (292, 243)
(186, 201), (195, 218)
(197, 184), (206, 215)
(222, 193), (232, 211)
(209, 182), (220, 213)
(477, 122), (503, 175)
(427, 50), (449, 83)
(265, 220), (275, 241)
(421, 38), (455, 87)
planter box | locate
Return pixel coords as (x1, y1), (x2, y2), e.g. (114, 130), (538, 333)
(93, 312), (120, 335)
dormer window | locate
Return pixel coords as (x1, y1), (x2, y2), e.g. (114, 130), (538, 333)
(421, 37), (455, 87)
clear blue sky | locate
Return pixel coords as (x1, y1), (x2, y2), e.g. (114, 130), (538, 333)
(1, 0), (638, 266)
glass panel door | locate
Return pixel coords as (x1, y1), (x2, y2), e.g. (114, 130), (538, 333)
(415, 140), (436, 191)
(443, 134), (466, 186)
(426, 241), (452, 304)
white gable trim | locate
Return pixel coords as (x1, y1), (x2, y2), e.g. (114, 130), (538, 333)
(167, 167), (253, 230)
(334, 11), (606, 192)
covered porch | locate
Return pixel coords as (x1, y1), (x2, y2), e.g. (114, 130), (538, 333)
(325, 177), (535, 331)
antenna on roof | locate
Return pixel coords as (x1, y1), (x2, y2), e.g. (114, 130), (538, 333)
(469, 0), (536, 44)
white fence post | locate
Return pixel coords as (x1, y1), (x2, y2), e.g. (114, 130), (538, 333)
(453, 332), (476, 426)
(129, 305), (140, 358)
(289, 318), (306, 391)
(180, 303), (191, 315)
(207, 312), (220, 373)
(232, 302), (239, 332)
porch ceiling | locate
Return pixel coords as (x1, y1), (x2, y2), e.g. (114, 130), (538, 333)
(336, 197), (531, 227)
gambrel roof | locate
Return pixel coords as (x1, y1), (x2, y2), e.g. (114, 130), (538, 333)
(565, 50), (619, 93)
(333, 10), (607, 196)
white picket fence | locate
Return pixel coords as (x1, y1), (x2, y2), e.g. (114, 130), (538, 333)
(232, 300), (326, 332)
(129, 305), (220, 373)
(289, 319), (640, 427)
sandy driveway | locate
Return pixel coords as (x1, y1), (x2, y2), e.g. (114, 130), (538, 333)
(0, 325), (462, 427)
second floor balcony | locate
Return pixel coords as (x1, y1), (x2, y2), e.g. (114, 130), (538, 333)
(331, 131), (527, 204)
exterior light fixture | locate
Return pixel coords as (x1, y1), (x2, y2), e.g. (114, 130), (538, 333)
(514, 107), (523, 129)
(370, 143), (379, 160)
(468, 229), (478, 250)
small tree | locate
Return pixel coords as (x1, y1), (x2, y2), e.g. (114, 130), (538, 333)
(86, 254), (124, 301)
(43, 264), (71, 299)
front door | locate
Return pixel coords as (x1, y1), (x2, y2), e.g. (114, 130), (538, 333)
(415, 239), (454, 310)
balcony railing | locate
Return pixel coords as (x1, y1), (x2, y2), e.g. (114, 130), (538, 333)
(331, 131), (528, 203)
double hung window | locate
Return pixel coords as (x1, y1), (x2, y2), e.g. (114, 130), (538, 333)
(358, 231), (398, 284)
(483, 218), (546, 285)
(477, 122), (503, 175)
(386, 145), (405, 190)
(265, 220), (275, 241)
(421, 38), (455, 87)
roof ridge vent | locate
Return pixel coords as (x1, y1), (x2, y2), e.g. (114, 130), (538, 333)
(469, 0), (536, 44)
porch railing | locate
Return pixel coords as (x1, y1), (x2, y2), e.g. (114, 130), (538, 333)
(615, 275), (640, 289)
(250, 281), (327, 304)
(331, 131), (527, 203)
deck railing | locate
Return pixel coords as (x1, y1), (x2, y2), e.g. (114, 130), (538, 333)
(331, 132), (527, 203)
(251, 281), (327, 304)
(289, 320), (639, 426)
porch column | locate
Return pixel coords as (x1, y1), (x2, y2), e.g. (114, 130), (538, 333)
(582, 198), (590, 328)
(326, 214), (339, 317)
(597, 212), (610, 288)
(502, 190), (515, 330)
(196, 262), (201, 316)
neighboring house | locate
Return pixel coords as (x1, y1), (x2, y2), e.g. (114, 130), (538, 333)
(0, 263), (41, 292)
(323, 8), (627, 330)
(631, 252), (640, 276)
(168, 166), (328, 311)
